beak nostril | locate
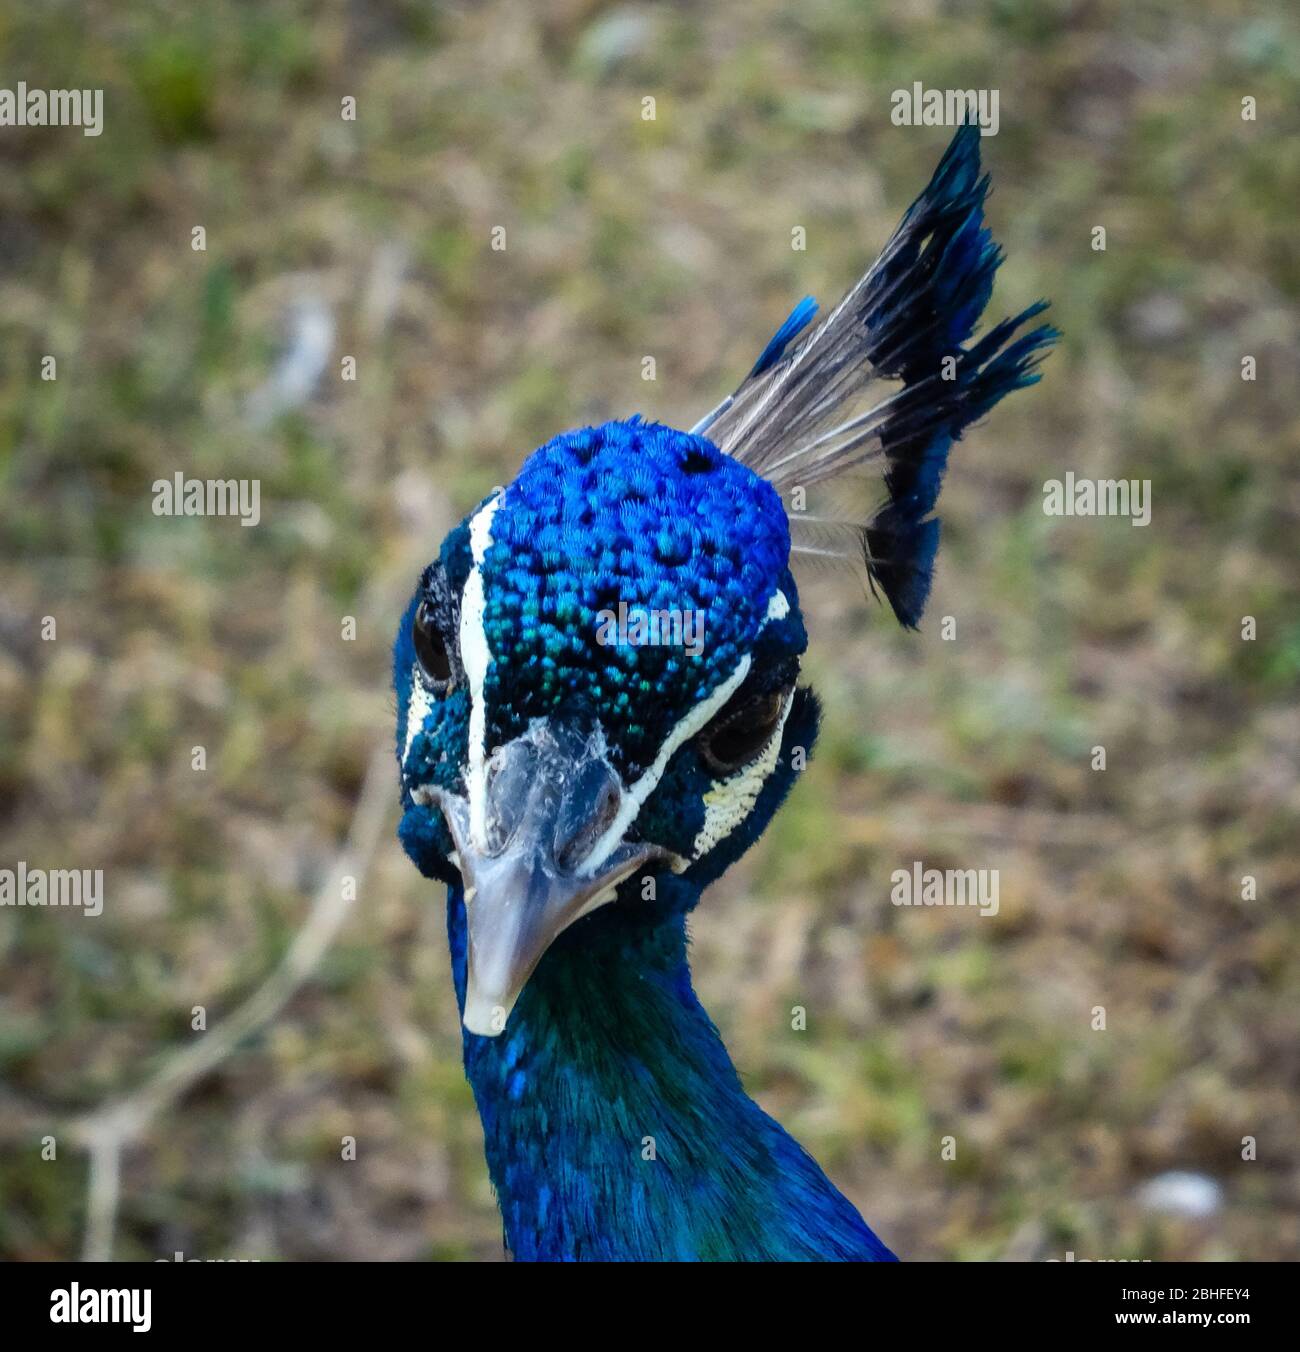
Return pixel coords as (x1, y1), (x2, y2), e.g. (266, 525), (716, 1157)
(600, 780), (621, 827)
(554, 775), (622, 875)
(482, 739), (542, 857)
(483, 804), (508, 857)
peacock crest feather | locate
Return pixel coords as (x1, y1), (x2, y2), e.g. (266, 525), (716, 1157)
(699, 124), (1056, 626)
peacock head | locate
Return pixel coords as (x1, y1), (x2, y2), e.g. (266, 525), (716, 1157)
(394, 126), (1055, 1038)
(396, 419), (816, 1035)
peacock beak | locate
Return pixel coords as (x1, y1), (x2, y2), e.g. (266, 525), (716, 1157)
(429, 721), (668, 1037)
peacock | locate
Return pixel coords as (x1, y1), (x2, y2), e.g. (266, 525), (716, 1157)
(393, 125), (1055, 1261)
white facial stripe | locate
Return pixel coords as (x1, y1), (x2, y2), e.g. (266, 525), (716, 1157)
(691, 689), (794, 859)
(460, 493), (504, 849)
(579, 653), (753, 877)
(764, 588), (790, 625)
(403, 664), (435, 765)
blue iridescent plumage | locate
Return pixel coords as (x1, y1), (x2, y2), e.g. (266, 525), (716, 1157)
(748, 295), (819, 377)
(393, 127), (1053, 1261)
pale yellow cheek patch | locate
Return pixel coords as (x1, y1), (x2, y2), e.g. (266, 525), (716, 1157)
(691, 693), (793, 859)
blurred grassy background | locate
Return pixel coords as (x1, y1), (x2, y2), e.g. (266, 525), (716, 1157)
(1, 0), (1297, 1261)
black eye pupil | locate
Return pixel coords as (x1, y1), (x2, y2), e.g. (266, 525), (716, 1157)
(700, 689), (787, 775)
(413, 600), (452, 685)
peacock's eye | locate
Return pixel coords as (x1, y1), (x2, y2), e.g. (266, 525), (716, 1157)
(697, 686), (790, 777)
(413, 599), (453, 689)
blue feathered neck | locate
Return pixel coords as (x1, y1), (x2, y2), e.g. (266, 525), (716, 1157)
(447, 877), (896, 1262)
